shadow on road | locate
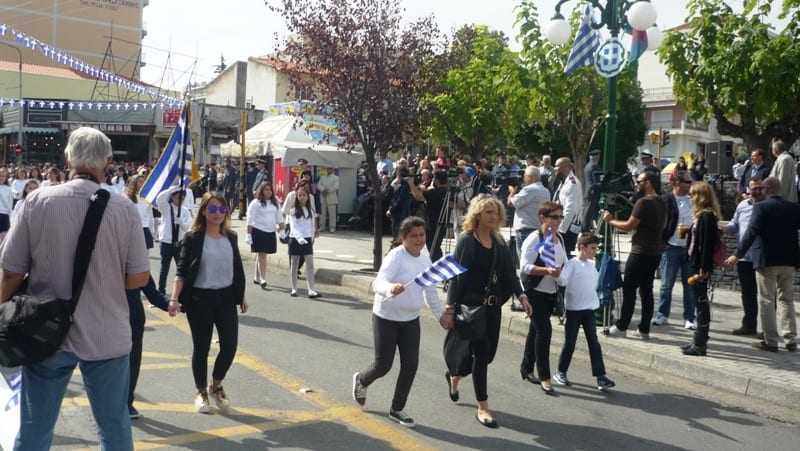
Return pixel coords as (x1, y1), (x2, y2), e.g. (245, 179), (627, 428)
(239, 315), (369, 349)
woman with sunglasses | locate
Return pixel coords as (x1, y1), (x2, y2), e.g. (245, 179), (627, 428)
(681, 182), (721, 356)
(168, 193), (247, 414)
(444, 194), (531, 429)
(519, 201), (568, 394)
(287, 186), (320, 298)
(247, 182), (283, 289)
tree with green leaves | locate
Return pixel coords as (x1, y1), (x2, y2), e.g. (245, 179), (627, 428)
(658, 0), (800, 150)
(515, 0), (646, 181)
(422, 25), (531, 161)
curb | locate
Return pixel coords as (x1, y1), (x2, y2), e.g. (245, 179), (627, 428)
(233, 238), (800, 410)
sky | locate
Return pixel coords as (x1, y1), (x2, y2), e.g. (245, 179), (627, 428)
(140, 0), (784, 89)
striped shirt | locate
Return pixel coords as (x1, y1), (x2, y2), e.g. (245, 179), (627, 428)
(0, 179), (150, 360)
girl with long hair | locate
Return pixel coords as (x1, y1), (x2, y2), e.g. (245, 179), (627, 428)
(444, 194), (531, 429)
(168, 192), (247, 414)
(247, 182), (283, 289)
(518, 201), (569, 394)
(0, 168), (13, 241)
(287, 187), (320, 298)
(41, 166), (62, 187)
(10, 179), (39, 227)
(681, 181), (721, 356)
(10, 167), (28, 205)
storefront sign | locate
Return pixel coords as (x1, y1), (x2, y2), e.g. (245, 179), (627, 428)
(64, 123), (133, 133)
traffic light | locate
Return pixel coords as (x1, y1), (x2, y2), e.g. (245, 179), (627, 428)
(661, 130), (670, 147)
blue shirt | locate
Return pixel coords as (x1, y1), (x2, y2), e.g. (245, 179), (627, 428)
(726, 198), (758, 263)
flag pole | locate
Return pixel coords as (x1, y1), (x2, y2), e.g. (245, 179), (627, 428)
(176, 102), (190, 219)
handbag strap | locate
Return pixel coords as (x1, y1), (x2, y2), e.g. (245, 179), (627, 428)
(484, 237), (498, 298)
(70, 189), (110, 314)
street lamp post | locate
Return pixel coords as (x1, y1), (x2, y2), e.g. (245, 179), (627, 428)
(0, 42), (23, 163)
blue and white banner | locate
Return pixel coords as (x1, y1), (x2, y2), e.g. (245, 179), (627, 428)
(413, 255), (468, 287)
(564, 4), (601, 75)
(139, 106), (192, 206)
(0, 366), (21, 451)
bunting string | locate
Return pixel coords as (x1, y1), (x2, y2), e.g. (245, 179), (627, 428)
(0, 97), (179, 112)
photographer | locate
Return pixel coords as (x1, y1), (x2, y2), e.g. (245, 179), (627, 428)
(603, 171), (666, 339)
(423, 171), (450, 261)
(387, 167), (424, 239)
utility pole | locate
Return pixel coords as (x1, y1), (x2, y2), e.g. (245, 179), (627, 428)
(239, 108), (247, 220)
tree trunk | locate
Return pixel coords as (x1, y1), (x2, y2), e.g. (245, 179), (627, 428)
(363, 148), (383, 271)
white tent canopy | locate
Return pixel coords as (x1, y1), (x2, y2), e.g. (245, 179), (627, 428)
(219, 114), (364, 168)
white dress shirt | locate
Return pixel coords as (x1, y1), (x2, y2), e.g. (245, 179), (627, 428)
(247, 200), (282, 232)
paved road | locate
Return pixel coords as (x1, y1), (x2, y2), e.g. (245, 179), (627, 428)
(50, 255), (800, 450)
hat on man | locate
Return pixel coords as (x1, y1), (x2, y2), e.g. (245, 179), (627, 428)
(640, 150), (654, 158)
(588, 149), (600, 157)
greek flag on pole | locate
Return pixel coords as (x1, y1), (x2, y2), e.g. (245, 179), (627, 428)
(413, 255), (468, 287)
(534, 232), (558, 267)
(0, 367), (22, 451)
(564, 4), (600, 75)
(139, 106), (192, 205)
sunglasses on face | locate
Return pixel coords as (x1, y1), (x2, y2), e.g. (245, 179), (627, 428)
(547, 214), (565, 220)
(207, 205), (229, 214)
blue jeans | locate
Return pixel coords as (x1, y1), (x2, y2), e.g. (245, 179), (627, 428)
(16, 351), (132, 451)
(657, 245), (696, 321)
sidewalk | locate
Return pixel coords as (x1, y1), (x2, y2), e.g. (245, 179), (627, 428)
(228, 219), (800, 410)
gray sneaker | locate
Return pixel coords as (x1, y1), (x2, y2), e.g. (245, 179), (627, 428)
(352, 372), (367, 406)
(552, 372), (571, 386)
(389, 409), (415, 428)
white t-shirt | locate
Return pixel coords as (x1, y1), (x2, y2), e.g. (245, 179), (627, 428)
(247, 200), (282, 233)
(558, 257), (600, 311)
(0, 185), (13, 214)
(371, 245), (444, 322)
(668, 194), (693, 247)
(288, 207), (315, 239)
(519, 230), (568, 294)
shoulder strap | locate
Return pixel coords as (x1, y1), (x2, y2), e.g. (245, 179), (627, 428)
(485, 237), (498, 296)
(71, 189), (110, 314)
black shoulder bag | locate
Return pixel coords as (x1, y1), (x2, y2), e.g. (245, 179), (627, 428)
(0, 189), (110, 367)
(455, 239), (497, 341)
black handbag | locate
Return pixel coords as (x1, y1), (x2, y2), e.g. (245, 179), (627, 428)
(0, 189), (110, 367)
(454, 239), (497, 341)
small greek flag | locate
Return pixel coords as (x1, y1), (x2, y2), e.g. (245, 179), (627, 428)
(413, 255), (468, 287)
(139, 105), (192, 205)
(534, 232), (558, 267)
(564, 4), (600, 75)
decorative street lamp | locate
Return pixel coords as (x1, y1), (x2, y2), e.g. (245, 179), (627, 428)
(545, 0), (662, 174)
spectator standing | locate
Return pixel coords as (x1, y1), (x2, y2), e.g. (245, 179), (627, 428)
(112, 166), (128, 193)
(737, 149), (771, 195)
(317, 166), (340, 232)
(723, 178), (765, 336)
(653, 171), (697, 329)
(422, 171), (449, 262)
(603, 171), (666, 339)
(733, 177), (800, 352)
(681, 182), (722, 356)
(768, 139), (797, 202)
(552, 157), (583, 257)
(508, 166), (550, 256)
(245, 162), (259, 206)
(0, 127), (150, 450)
(583, 150), (601, 199)
(377, 152), (394, 177)
(387, 168), (422, 238)
(540, 155), (554, 190)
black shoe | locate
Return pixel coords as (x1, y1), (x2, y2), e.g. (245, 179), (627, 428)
(680, 342), (693, 351)
(732, 327), (758, 336)
(520, 369), (539, 384)
(596, 375), (616, 391)
(253, 279), (261, 285)
(128, 405), (141, 420)
(752, 341), (779, 352)
(475, 414), (499, 429)
(682, 345), (707, 356)
(445, 371), (459, 402)
(260, 281), (268, 290)
(787, 342), (798, 352)
(389, 409), (415, 428)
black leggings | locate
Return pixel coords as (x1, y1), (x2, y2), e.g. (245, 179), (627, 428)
(359, 315), (420, 411)
(186, 288), (239, 391)
(521, 290), (556, 381)
(617, 253), (661, 334)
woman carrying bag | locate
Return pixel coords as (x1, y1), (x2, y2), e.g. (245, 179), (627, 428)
(444, 194), (531, 429)
(168, 192), (248, 414)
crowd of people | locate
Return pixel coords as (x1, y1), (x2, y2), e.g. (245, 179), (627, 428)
(0, 128), (798, 448)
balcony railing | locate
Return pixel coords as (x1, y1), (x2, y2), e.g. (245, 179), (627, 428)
(643, 87), (674, 102)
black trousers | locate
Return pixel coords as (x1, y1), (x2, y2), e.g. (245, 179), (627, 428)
(359, 315), (420, 411)
(563, 230), (578, 258)
(558, 309), (606, 377)
(426, 225), (444, 263)
(127, 277), (169, 406)
(616, 253), (661, 334)
(159, 242), (178, 293)
(737, 261), (758, 331)
(521, 290), (556, 381)
(186, 288), (239, 390)
(693, 278), (711, 347)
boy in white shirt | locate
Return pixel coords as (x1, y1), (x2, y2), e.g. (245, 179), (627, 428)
(554, 233), (616, 391)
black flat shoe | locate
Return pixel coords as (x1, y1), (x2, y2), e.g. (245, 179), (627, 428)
(252, 279), (261, 285)
(520, 369), (539, 384)
(476, 414), (499, 429)
(540, 380), (555, 395)
(260, 282), (268, 290)
(682, 345), (707, 356)
(445, 371), (459, 402)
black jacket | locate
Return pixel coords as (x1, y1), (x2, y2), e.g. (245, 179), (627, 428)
(737, 161), (771, 194)
(687, 211), (718, 274)
(176, 230), (246, 306)
(661, 192), (679, 245)
(737, 195), (800, 268)
(446, 233), (523, 306)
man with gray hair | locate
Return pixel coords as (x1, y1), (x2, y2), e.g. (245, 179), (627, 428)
(0, 127), (150, 450)
(768, 139), (797, 202)
(508, 166), (551, 256)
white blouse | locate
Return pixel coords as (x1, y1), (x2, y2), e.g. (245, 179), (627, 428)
(0, 185), (13, 214)
(11, 179), (26, 200)
(247, 200), (282, 233)
(288, 207), (316, 239)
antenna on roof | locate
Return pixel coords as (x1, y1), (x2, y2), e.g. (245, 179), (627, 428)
(213, 55), (226, 74)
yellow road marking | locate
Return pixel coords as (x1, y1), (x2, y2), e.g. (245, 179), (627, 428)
(139, 362), (190, 370)
(133, 419), (316, 450)
(147, 309), (437, 451)
(140, 351), (188, 360)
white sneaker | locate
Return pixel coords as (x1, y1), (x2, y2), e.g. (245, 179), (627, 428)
(652, 316), (669, 326)
(633, 330), (651, 340)
(607, 325), (627, 337)
(209, 384), (231, 413)
(685, 320), (697, 330)
(195, 392), (212, 414)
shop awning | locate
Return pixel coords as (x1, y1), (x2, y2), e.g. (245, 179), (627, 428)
(0, 126), (61, 135)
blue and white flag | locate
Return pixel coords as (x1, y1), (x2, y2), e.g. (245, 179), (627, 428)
(139, 105), (192, 205)
(0, 367), (21, 451)
(534, 232), (558, 267)
(564, 4), (600, 75)
(413, 255), (468, 287)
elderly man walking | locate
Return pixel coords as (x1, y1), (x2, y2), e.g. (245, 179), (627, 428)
(0, 127), (150, 451)
(733, 177), (800, 352)
(508, 166), (551, 256)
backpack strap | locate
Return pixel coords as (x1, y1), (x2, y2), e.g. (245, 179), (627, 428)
(70, 189), (110, 314)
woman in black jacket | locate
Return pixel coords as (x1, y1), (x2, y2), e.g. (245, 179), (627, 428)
(444, 194), (531, 428)
(681, 181), (720, 356)
(168, 192), (248, 413)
